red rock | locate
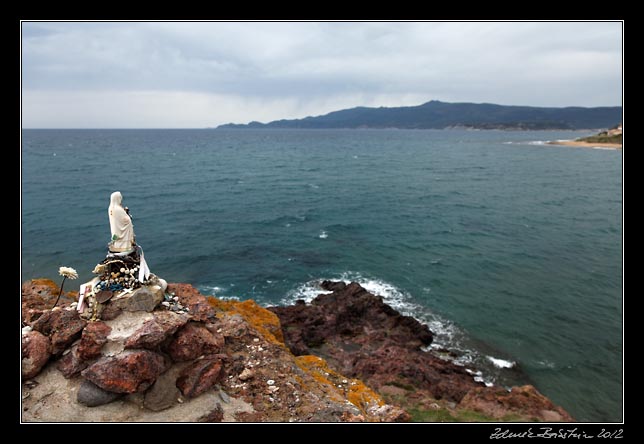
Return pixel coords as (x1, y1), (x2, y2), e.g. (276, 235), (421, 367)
(458, 385), (574, 422)
(22, 279), (75, 324)
(176, 357), (224, 398)
(125, 311), (189, 350)
(78, 321), (112, 360)
(268, 282), (485, 403)
(22, 330), (51, 379)
(81, 350), (168, 393)
(166, 283), (216, 322)
(56, 346), (89, 378)
(32, 309), (87, 355)
(165, 322), (224, 362)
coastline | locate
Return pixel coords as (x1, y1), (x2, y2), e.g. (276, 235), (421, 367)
(21, 278), (574, 422)
(547, 139), (622, 150)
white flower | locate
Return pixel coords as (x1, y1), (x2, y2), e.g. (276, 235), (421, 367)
(58, 266), (78, 280)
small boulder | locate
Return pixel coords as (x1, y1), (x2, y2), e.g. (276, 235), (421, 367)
(78, 321), (112, 360)
(77, 379), (124, 407)
(112, 286), (164, 313)
(57, 345), (89, 378)
(32, 309), (87, 355)
(176, 357), (224, 398)
(125, 311), (189, 350)
(22, 330), (51, 379)
(166, 283), (216, 322)
(81, 349), (168, 394)
(166, 322), (224, 362)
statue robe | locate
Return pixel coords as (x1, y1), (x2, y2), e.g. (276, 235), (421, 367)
(108, 191), (135, 253)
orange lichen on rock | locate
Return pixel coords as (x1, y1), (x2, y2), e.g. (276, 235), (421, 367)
(207, 297), (285, 345)
(295, 355), (384, 414)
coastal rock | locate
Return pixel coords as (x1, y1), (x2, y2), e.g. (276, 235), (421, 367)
(77, 379), (124, 407)
(125, 311), (189, 350)
(21, 280), (447, 422)
(166, 283), (217, 322)
(31, 308), (87, 355)
(165, 322), (224, 362)
(81, 349), (168, 394)
(56, 345), (89, 378)
(112, 286), (164, 313)
(270, 281), (482, 403)
(22, 330), (52, 379)
(78, 321), (111, 360)
(176, 357), (224, 398)
(458, 385), (574, 422)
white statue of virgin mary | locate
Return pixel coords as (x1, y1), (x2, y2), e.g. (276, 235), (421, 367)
(108, 191), (135, 253)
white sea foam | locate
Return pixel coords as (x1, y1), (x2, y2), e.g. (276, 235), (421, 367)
(486, 356), (516, 369)
(319, 231), (328, 239)
(536, 359), (556, 369)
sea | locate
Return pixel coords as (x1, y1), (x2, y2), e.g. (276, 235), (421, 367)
(20, 128), (623, 422)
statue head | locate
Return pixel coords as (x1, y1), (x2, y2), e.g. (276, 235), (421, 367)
(110, 191), (123, 207)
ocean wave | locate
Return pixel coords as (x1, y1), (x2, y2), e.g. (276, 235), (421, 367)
(486, 356), (516, 369)
(318, 230), (328, 239)
(197, 284), (240, 301)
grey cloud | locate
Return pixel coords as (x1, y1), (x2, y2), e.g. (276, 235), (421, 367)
(21, 21), (622, 127)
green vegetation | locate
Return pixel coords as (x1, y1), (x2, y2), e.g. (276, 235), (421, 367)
(409, 407), (528, 423)
(578, 134), (622, 144)
(218, 100), (623, 130)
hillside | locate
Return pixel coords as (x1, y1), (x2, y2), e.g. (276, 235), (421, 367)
(217, 100), (622, 130)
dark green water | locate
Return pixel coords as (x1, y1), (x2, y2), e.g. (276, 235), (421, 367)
(21, 129), (622, 421)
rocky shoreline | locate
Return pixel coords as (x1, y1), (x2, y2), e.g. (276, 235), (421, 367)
(21, 278), (573, 422)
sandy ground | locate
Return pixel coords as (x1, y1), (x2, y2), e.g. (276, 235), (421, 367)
(21, 364), (254, 423)
(547, 140), (622, 149)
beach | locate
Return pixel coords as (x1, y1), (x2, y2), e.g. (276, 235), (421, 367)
(548, 140), (622, 149)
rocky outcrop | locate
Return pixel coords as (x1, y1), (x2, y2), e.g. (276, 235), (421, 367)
(21, 279), (406, 422)
(21, 278), (571, 422)
(459, 385), (574, 422)
(271, 281), (574, 422)
(270, 281), (479, 402)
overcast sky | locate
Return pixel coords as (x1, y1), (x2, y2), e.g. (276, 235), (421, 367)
(21, 21), (622, 128)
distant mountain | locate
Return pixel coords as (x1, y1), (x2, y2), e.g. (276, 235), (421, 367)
(217, 100), (622, 130)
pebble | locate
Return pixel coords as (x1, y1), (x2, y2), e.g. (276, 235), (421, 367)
(219, 390), (231, 404)
(239, 368), (254, 381)
(173, 296), (179, 302)
(253, 338), (260, 342)
(267, 379), (275, 386)
(162, 301), (170, 307)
